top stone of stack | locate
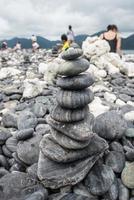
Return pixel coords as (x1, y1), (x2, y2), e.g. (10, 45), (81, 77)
(61, 48), (83, 60)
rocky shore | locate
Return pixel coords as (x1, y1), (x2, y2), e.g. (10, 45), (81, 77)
(0, 37), (134, 200)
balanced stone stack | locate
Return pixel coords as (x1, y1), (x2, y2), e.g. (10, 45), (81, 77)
(37, 48), (108, 189)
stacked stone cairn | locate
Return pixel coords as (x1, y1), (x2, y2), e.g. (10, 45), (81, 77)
(37, 48), (108, 189)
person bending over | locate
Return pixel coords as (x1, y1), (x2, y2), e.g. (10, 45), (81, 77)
(100, 24), (122, 56)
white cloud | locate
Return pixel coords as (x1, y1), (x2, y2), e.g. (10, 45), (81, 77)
(0, 0), (133, 39)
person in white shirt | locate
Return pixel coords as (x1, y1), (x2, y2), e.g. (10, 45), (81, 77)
(32, 41), (40, 51)
(31, 35), (37, 43)
(67, 25), (75, 44)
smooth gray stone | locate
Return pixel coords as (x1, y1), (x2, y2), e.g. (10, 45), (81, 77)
(105, 151), (125, 173)
(17, 110), (38, 130)
(14, 128), (34, 141)
(2, 112), (18, 128)
(121, 162), (134, 189)
(56, 73), (94, 90)
(120, 88), (134, 97)
(27, 163), (38, 178)
(103, 177), (119, 200)
(125, 128), (134, 138)
(56, 89), (94, 109)
(0, 172), (48, 200)
(124, 146), (134, 161)
(46, 114), (94, 141)
(2, 145), (12, 158)
(49, 193), (91, 200)
(17, 135), (43, 165)
(85, 163), (115, 196)
(37, 151), (103, 189)
(0, 155), (9, 169)
(6, 136), (18, 153)
(50, 104), (89, 122)
(35, 124), (50, 136)
(0, 167), (9, 178)
(32, 102), (47, 118)
(0, 127), (11, 145)
(61, 48), (83, 60)
(9, 94), (22, 101)
(51, 128), (90, 150)
(40, 134), (108, 163)
(119, 94), (131, 102)
(118, 179), (129, 200)
(73, 183), (99, 200)
(58, 58), (89, 76)
(25, 190), (48, 200)
(110, 141), (124, 153)
(93, 110), (128, 140)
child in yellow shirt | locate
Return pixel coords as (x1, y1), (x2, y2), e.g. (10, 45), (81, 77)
(61, 34), (70, 51)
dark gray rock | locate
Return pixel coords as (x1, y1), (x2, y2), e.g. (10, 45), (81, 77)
(110, 141), (124, 153)
(85, 163), (115, 196)
(46, 114), (94, 142)
(118, 179), (129, 200)
(14, 128), (34, 141)
(124, 146), (134, 161)
(50, 104), (89, 122)
(17, 135), (43, 165)
(6, 136), (18, 153)
(73, 183), (99, 200)
(0, 155), (9, 169)
(49, 193), (91, 200)
(40, 133), (108, 163)
(27, 163), (38, 178)
(17, 111), (38, 130)
(103, 177), (118, 200)
(0, 167), (9, 178)
(2, 145), (12, 158)
(24, 190), (48, 200)
(0, 172), (48, 200)
(93, 111), (128, 140)
(105, 151), (125, 173)
(2, 112), (18, 128)
(56, 73), (94, 90)
(0, 127), (11, 145)
(51, 128), (90, 150)
(37, 151), (103, 189)
(56, 89), (94, 109)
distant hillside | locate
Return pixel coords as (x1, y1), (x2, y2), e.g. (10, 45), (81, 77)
(1, 32), (134, 50)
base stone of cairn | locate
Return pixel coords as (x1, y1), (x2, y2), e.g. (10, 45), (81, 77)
(37, 48), (108, 189)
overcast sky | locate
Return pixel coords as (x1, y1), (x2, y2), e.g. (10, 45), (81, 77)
(0, 0), (134, 40)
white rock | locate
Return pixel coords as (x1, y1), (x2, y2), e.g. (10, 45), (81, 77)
(23, 79), (46, 99)
(116, 99), (126, 106)
(88, 97), (110, 117)
(0, 67), (21, 80)
(104, 92), (117, 103)
(124, 111), (134, 122)
(91, 84), (111, 93)
(38, 63), (48, 74)
(82, 36), (110, 59)
(121, 62), (134, 77)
